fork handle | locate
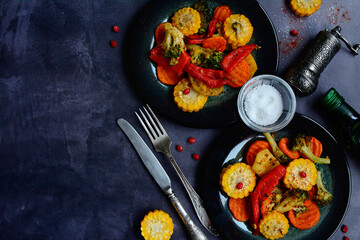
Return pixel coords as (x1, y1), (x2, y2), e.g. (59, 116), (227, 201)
(165, 188), (208, 240)
(165, 152), (218, 236)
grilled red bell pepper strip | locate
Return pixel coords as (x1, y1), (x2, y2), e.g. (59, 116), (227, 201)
(150, 45), (191, 76)
(184, 63), (227, 88)
(255, 164), (286, 203)
(248, 164), (286, 234)
(221, 44), (258, 73)
(249, 191), (260, 235)
(206, 18), (218, 38)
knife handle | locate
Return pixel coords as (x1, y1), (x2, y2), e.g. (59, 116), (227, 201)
(165, 188), (208, 240)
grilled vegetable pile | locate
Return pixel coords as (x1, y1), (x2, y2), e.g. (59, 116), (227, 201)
(149, 1), (258, 112)
(220, 132), (333, 239)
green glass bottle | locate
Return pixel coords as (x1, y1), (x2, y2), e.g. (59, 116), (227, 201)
(320, 88), (360, 155)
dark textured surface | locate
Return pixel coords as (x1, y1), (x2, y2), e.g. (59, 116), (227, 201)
(0, 0), (359, 240)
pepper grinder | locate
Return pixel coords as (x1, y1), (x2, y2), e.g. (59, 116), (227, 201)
(285, 26), (359, 96)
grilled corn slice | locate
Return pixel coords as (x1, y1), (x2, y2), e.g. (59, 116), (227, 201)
(172, 7), (201, 36)
(223, 14), (253, 49)
(140, 210), (174, 240)
(284, 158), (317, 191)
(220, 162), (256, 199)
(173, 78), (207, 112)
(259, 211), (289, 240)
(289, 0), (321, 17)
(188, 74), (224, 96)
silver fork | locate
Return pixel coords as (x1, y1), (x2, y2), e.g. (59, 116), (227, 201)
(135, 104), (218, 236)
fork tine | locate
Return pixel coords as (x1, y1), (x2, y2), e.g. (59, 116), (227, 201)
(138, 108), (159, 139)
(135, 111), (156, 142)
(143, 105), (163, 137)
(145, 104), (167, 135)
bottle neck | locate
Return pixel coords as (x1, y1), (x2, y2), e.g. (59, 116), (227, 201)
(321, 88), (359, 127)
(332, 102), (359, 127)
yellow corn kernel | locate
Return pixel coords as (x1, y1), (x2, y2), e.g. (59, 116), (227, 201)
(259, 211), (289, 240)
(172, 7), (201, 36)
(289, 0), (321, 17)
(219, 162), (256, 199)
(173, 78), (207, 112)
(284, 158), (318, 191)
(223, 14), (253, 49)
(188, 75), (224, 96)
(140, 210), (174, 240)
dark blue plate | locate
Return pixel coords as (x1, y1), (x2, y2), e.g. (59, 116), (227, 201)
(200, 113), (351, 239)
(128, 0), (278, 128)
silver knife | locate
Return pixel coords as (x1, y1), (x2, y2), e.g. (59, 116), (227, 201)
(117, 118), (208, 240)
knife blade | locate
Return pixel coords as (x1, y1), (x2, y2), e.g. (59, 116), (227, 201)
(117, 118), (208, 240)
(117, 118), (170, 191)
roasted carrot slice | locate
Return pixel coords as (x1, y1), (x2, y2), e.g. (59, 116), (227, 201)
(213, 5), (232, 22)
(202, 36), (227, 52)
(228, 197), (250, 222)
(310, 137), (323, 157)
(245, 140), (272, 166)
(225, 60), (250, 88)
(279, 138), (300, 159)
(155, 22), (167, 44)
(156, 65), (180, 85)
(288, 200), (320, 230)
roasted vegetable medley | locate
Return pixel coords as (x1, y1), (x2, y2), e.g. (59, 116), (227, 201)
(220, 132), (333, 239)
(149, 1), (259, 112)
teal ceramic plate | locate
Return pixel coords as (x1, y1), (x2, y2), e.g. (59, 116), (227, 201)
(128, 0), (278, 128)
(200, 113), (351, 239)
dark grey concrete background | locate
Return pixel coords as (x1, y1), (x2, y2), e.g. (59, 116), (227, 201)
(0, 0), (359, 239)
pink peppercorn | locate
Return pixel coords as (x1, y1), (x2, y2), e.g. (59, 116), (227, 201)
(290, 29), (298, 36)
(110, 40), (117, 48)
(299, 171), (307, 178)
(236, 182), (243, 189)
(183, 88), (190, 95)
(176, 145), (183, 152)
(341, 225), (348, 233)
(192, 153), (200, 160)
(112, 25), (119, 32)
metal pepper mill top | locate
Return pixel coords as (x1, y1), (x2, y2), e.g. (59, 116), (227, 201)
(285, 26), (360, 97)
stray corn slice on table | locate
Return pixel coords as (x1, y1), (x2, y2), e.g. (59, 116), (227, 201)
(141, 210), (174, 240)
(289, 0), (321, 17)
